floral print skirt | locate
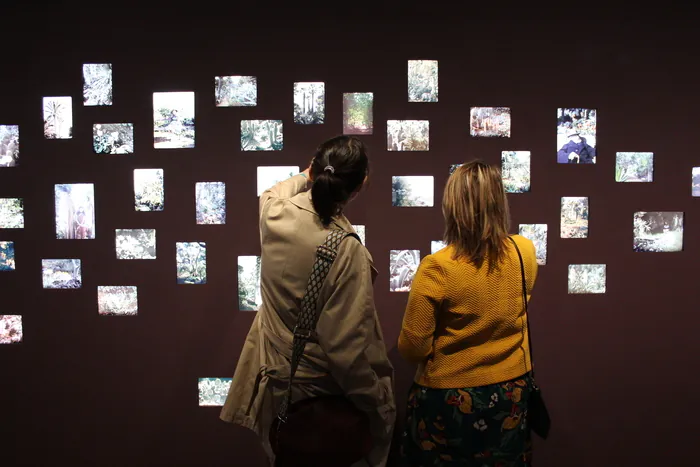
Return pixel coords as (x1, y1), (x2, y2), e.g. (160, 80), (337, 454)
(400, 373), (534, 467)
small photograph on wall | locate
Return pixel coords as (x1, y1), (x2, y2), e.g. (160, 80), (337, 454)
(560, 197), (588, 238)
(134, 169), (164, 211)
(343, 93), (373, 135)
(691, 167), (700, 196)
(294, 82), (325, 124)
(196, 182), (226, 225)
(557, 108), (596, 164)
(352, 225), (366, 245)
(408, 60), (438, 102)
(116, 229), (156, 260)
(0, 315), (22, 344)
(431, 240), (446, 254)
(257, 166), (299, 196)
(0, 198), (24, 228)
(241, 120), (283, 151)
(198, 378), (233, 406)
(615, 152), (654, 182)
(390, 250), (420, 292)
(215, 76), (257, 107)
(502, 151), (531, 193)
(518, 224), (548, 265)
(0, 125), (19, 167)
(97, 286), (138, 316)
(153, 92), (195, 149)
(470, 107), (511, 138)
(387, 120), (429, 151)
(633, 211), (683, 252)
(568, 264), (606, 294)
(42, 259), (82, 289)
(83, 63), (113, 106)
(176, 242), (207, 285)
(43, 96), (73, 139)
(93, 123), (134, 154)
(55, 184), (95, 240)
(238, 255), (262, 311)
(449, 164), (462, 175)
(0, 241), (15, 271)
(392, 176), (434, 207)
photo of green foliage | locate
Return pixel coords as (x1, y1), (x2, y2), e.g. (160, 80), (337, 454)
(98, 286), (138, 316)
(134, 169), (164, 211)
(215, 76), (257, 107)
(176, 242), (207, 284)
(343, 93), (373, 135)
(408, 60), (438, 102)
(615, 152), (653, 182)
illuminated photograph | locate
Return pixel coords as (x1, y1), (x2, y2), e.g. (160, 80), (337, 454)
(0, 315), (22, 344)
(343, 93), (373, 135)
(83, 63), (113, 106)
(134, 169), (164, 211)
(693, 168), (700, 197)
(0, 198), (23, 228)
(501, 151), (531, 193)
(241, 120), (283, 151)
(568, 264), (606, 294)
(116, 229), (156, 260)
(55, 183), (95, 239)
(0, 241), (14, 271)
(198, 378), (233, 406)
(93, 123), (133, 154)
(352, 225), (366, 246)
(408, 59), (438, 102)
(449, 164), (462, 175)
(257, 166), (299, 196)
(431, 240), (446, 254)
(215, 76), (257, 107)
(176, 242), (207, 284)
(390, 250), (420, 292)
(43, 96), (73, 139)
(238, 255), (261, 311)
(392, 176), (434, 207)
(0, 125), (19, 167)
(633, 211), (683, 253)
(560, 197), (589, 238)
(557, 108), (597, 164)
(42, 259), (82, 289)
(615, 152), (654, 182)
(470, 107), (511, 138)
(98, 286), (138, 316)
(387, 120), (429, 151)
(196, 182), (226, 224)
(293, 82), (325, 124)
(518, 224), (548, 265)
(153, 91), (195, 148)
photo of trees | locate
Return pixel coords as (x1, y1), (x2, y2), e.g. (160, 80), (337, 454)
(518, 224), (548, 265)
(633, 211), (683, 252)
(238, 255), (262, 311)
(257, 166), (299, 196)
(241, 120), (283, 151)
(0, 315), (22, 344)
(615, 152), (654, 182)
(392, 176), (434, 207)
(153, 92), (195, 149)
(115, 229), (156, 260)
(568, 264), (606, 294)
(198, 378), (233, 406)
(560, 197), (589, 238)
(43, 96), (73, 139)
(97, 286), (138, 316)
(470, 107), (511, 137)
(352, 225), (366, 246)
(55, 183), (96, 239)
(93, 123), (134, 154)
(390, 250), (420, 292)
(408, 60), (438, 102)
(694, 167), (700, 196)
(0, 198), (24, 228)
(82, 63), (113, 106)
(343, 93), (373, 135)
(0, 241), (14, 271)
(42, 259), (82, 289)
(387, 120), (429, 151)
(176, 242), (207, 285)
(501, 151), (531, 193)
(134, 169), (164, 211)
(0, 125), (19, 167)
(293, 82), (325, 124)
(196, 182), (226, 225)
(431, 240), (446, 254)
(215, 76), (257, 107)
(557, 108), (597, 164)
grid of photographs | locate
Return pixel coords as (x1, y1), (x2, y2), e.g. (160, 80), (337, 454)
(134, 169), (164, 211)
(153, 92), (195, 149)
(0, 241), (15, 271)
(116, 229), (156, 260)
(43, 97), (73, 139)
(343, 93), (373, 135)
(215, 76), (257, 107)
(387, 120), (429, 151)
(560, 197), (589, 238)
(198, 378), (233, 406)
(55, 184), (96, 239)
(0, 315), (22, 344)
(392, 176), (434, 207)
(241, 120), (283, 151)
(0, 198), (24, 229)
(470, 107), (511, 137)
(557, 108), (596, 164)
(196, 182), (226, 225)
(502, 151), (531, 193)
(176, 242), (207, 284)
(390, 250), (420, 292)
(238, 255), (262, 311)
(408, 60), (438, 102)
(42, 259), (82, 289)
(0, 125), (19, 167)
(98, 286), (138, 316)
(93, 123), (133, 154)
(83, 64), (113, 106)
(615, 152), (654, 182)
(633, 212), (683, 252)
(518, 224), (548, 265)
(568, 264), (606, 294)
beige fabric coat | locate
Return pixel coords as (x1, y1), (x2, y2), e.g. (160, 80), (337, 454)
(220, 174), (396, 467)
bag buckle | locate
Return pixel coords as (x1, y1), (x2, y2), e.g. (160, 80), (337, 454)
(293, 326), (314, 339)
(317, 244), (337, 262)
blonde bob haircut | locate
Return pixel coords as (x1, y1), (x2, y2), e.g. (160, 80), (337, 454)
(442, 160), (511, 272)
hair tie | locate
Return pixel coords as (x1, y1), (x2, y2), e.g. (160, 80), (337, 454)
(324, 165), (335, 174)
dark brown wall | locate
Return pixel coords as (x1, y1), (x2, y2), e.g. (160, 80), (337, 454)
(2, 3), (699, 466)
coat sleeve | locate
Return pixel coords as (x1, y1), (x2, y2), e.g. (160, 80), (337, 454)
(259, 174), (308, 220)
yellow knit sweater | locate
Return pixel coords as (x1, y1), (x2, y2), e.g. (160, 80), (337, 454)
(398, 235), (538, 388)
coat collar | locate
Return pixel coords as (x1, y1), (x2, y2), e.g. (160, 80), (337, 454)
(289, 191), (354, 233)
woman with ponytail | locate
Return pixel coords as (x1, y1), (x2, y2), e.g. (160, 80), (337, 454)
(220, 135), (396, 467)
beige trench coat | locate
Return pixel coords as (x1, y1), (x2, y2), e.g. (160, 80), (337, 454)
(220, 174), (396, 467)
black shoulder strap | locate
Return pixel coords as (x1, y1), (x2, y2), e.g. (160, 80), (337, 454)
(508, 236), (536, 379)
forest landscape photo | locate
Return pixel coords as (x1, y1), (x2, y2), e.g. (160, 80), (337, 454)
(215, 76), (257, 107)
(519, 224), (548, 265)
(82, 63), (113, 106)
(389, 250), (420, 292)
(0, 125), (19, 167)
(195, 182), (226, 225)
(387, 120), (429, 151)
(293, 82), (325, 124)
(241, 120), (283, 151)
(568, 264), (606, 294)
(470, 107), (511, 137)
(176, 242), (207, 285)
(560, 196), (589, 238)
(0, 241), (15, 271)
(693, 167), (700, 196)
(115, 229), (156, 260)
(0, 315), (22, 344)
(615, 152), (654, 182)
(633, 211), (684, 252)
(407, 60), (438, 102)
(43, 96), (73, 139)
(238, 255), (261, 311)
(42, 259), (82, 289)
(93, 123), (133, 154)
(392, 176), (434, 207)
(501, 151), (531, 193)
(55, 184), (95, 239)
(342, 93), (373, 135)
(0, 198), (23, 228)
(134, 169), (164, 211)
(153, 92), (195, 149)
(97, 286), (138, 316)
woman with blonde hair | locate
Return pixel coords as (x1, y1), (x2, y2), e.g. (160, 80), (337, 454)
(398, 160), (539, 466)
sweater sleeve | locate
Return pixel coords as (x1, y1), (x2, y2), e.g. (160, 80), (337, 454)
(398, 255), (445, 364)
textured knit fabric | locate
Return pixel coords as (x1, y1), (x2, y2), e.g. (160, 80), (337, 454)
(398, 235), (538, 389)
